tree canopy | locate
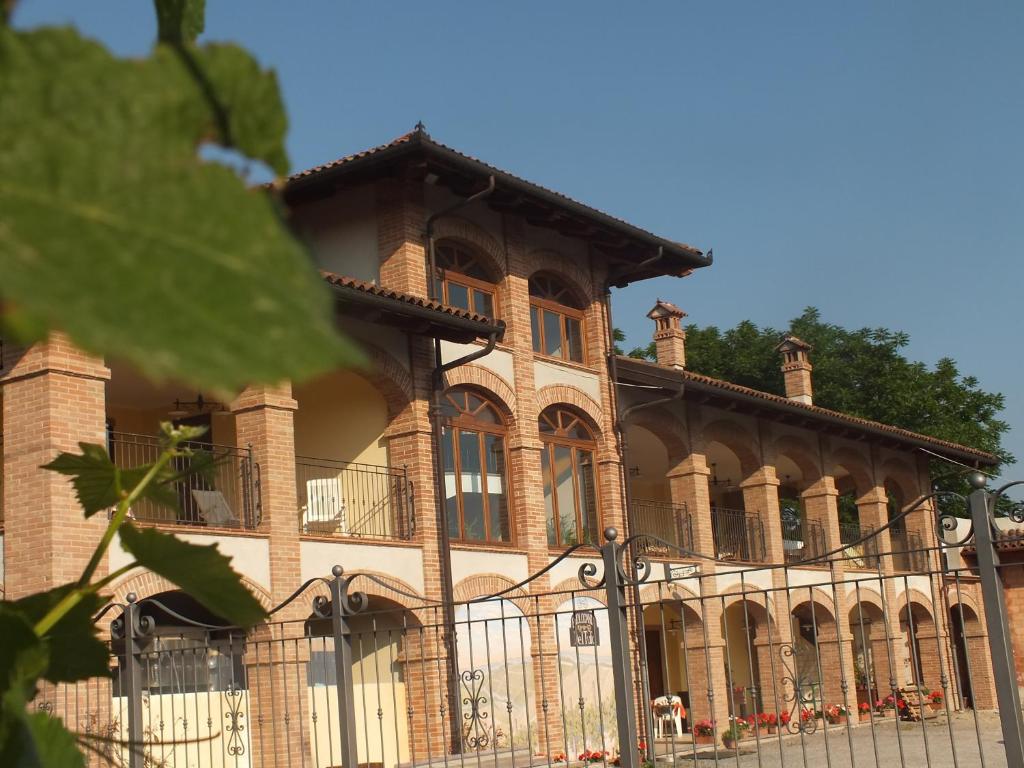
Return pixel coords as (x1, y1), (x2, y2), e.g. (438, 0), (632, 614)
(626, 307), (1011, 470)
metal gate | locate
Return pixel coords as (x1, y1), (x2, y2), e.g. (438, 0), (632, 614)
(33, 475), (1024, 768)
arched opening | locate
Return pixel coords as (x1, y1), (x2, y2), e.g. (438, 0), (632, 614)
(641, 599), (704, 732)
(105, 361), (254, 528)
(789, 599), (837, 712)
(949, 604), (978, 709)
(706, 440), (763, 562)
(886, 482), (924, 571)
(306, 594), (418, 768)
(540, 406), (600, 547)
(294, 369), (412, 540)
(440, 387), (511, 544)
(721, 599), (770, 717)
(555, 596), (613, 752)
(848, 601), (885, 706)
(625, 423), (690, 551)
(834, 471), (877, 569)
(898, 601), (935, 687)
(776, 454), (823, 564)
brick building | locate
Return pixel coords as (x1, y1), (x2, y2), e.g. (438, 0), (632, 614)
(0, 126), (1001, 764)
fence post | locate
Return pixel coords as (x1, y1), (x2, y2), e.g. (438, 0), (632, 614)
(967, 474), (1024, 768)
(330, 565), (361, 768)
(122, 593), (146, 768)
(602, 528), (642, 768)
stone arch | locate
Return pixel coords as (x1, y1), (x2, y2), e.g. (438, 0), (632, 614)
(789, 588), (838, 624)
(360, 345), (415, 422)
(897, 589), (935, 622)
(536, 385), (604, 436)
(441, 363), (517, 423)
(628, 408), (690, 468)
(881, 457), (921, 506)
(638, 581), (700, 608)
(552, 576), (607, 605)
(719, 590), (778, 634)
(431, 215), (506, 282)
(830, 446), (874, 497)
(699, 418), (761, 478)
(453, 573), (531, 617)
(947, 591), (982, 622)
(773, 434), (823, 487)
(109, 570), (274, 613)
(848, 588), (886, 621)
(522, 248), (593, 302)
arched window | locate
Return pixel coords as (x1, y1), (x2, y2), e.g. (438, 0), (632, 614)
(441, 388), (511, 543)
(434, 242), (497, 317)
(529, 274), (585, 363)
(540, 407), (599, 546)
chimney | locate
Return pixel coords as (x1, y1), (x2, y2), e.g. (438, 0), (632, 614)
(776, 335), (813, 404)
(646, 300), (687, 369)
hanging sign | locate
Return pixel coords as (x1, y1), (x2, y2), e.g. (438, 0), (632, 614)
(663, 563), (700, 583)
(569, 610), (599, 647)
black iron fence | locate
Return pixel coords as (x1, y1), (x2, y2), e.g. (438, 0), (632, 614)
(891, 526), (927, 572)
(296, 457), (414, 541)
(840, 522), (880, 569)
(631, 499), (692, 554)
(32, 479), (1024, 768)
(109, 431), (259, 529)
(782, 517), (826, 565)
(711, 507), (766, 562)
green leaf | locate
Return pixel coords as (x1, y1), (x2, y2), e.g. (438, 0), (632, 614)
(118, 523), (266, 627)
(0, 26), (361, 393)
(2, 710), (86, 768)
(13, 587), (109, 685)
(42, 444), (127, 517)
(0, 608), (47, 700)
(155, 0), (206, 44)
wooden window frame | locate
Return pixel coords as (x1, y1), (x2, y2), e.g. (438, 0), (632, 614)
(540, 408), (600, 548)
(442, 390), (513, 545)
(530, 296), (586, 364)
(435, 244), (500, 318)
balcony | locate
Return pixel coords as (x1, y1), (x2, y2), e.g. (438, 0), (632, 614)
(630, 499), (693, 555)
(711, 507), (765, 562)
(296, 457), (414, 541)
(109, 431), (259, 529)
(782, 518), (825, 565)
(839, 521), (879, 569)
(890, 525), (927, 571)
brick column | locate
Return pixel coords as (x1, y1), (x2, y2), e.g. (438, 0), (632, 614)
(856, 486), (893, 572)
(377, 178), (428, 296)
(1, 335), (110, 598)
(741, 468), (785, 564)
(802, 477), (842, 559)
(668, 455), (713, 557)
(231, 384), (298, 606)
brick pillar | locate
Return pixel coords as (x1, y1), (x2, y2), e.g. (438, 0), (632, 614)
(680, 638), (731, 730)
(856, 486), (892, 572)
(667, 454), (714, 557)
(245, 625), (311, 768)
(741, 468), (785, 565)
(869, 627), (901, 702)
(401, 620), (450, 763)
(802, 477), (842, 558)
(377, 178), (428, 296)
(814, 629), (856, 712)
(1, 335), (110, 598)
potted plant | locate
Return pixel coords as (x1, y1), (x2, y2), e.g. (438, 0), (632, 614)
(858, 702), (872, 722)
(779, 711), (792, 731)
(800, 707), (817, 729)
(721, 723), (745, 750)
(551, 753), (567, 763)
(823, 704), (848, 725)
(927, 690), (944, 711)
(765, 712), (779, 734)
(693, 719), (716, 745)
(743, 715), (758, 738)
(876, 696), (896, 717)
(756, 712), (772, 736)
(578, 750), (608, 763)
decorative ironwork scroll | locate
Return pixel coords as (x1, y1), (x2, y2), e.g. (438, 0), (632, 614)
(224, 684), (247, 757)
(461, 669), (490, 750)
(779, 642), (819, 734)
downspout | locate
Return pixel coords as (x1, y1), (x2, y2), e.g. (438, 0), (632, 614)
(604, 247), (686, 759)
(426, 175), (496, 300)
(424, 173), (498, 752)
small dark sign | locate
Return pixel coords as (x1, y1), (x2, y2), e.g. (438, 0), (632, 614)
(569, 610), (599, 647)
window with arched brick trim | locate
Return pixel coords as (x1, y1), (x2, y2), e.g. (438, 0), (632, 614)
(529, 273), (585, 363)
(441, 388), (511, 543)
(539, 406), (599, 547)
(434, 242), (498, 318)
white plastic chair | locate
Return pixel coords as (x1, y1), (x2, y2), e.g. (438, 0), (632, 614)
(303, 478), (346, 534)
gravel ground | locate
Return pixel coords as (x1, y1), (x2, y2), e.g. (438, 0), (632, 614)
(664, 712), (1006, 768)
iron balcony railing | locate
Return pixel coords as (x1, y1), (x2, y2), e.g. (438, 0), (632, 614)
(782, 517), (826, 564)
(296, 457), (414, 541)
(109, 431), (259, 529)
(630, 498), (693, 554)
(711, 507), (766, 562)
(840, 521), (880, 568)
(891, 525), (927, 571)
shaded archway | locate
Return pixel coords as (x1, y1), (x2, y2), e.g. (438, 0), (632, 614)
(641, 597), (710, 730)
(702, 422), (762, 562)
(789, 596), (839, 710)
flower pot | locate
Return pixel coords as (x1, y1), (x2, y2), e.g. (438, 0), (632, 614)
(722, 737), (738, 750)
(694, 734), (714, 745)
(859, 713), (871, 723)
(826, 715), (847, 726)
(929, 701), (943, 712)
(767, 725), (778, 735)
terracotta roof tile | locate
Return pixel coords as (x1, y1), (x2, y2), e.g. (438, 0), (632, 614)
(321, 272), (499, 326)
(617, 355), (998, 464)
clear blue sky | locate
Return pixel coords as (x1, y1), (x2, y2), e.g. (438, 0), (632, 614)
(14, 1), (1024, 480)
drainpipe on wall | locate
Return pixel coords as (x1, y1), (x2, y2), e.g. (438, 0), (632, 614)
(423, 174), (498, 753)
(604, 247), (687, 758)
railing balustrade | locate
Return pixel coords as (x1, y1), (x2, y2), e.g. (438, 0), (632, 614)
(891, 525), (927, 571)
(782, 517), (826, 564)
(108, 431), (259, 529)
(840, 521), (880, 568)
(296, 456), (414, 541)
(630, 498), (692, 553)
(711, 506), (766, 562)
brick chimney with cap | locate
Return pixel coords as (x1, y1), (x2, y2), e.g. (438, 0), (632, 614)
(646, 300), (687, 369)
(776, 335), (813, 404)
